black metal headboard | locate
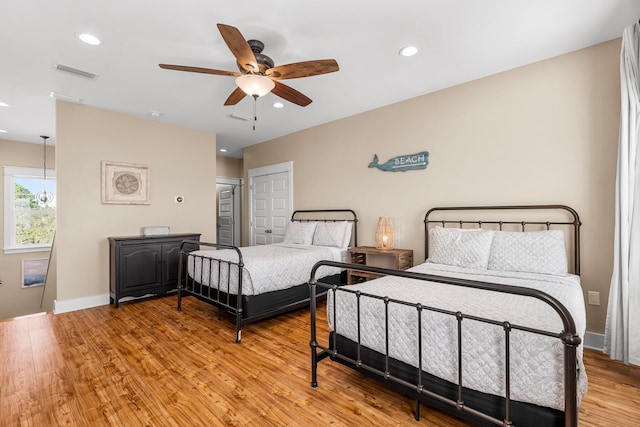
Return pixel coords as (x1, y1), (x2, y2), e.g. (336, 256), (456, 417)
(424, 205), (582, 275)
(291, 209), (358, 247)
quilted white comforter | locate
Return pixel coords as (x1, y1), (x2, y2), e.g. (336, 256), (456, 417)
(327, 262), (587, 411)
(188, 243), (344, 296)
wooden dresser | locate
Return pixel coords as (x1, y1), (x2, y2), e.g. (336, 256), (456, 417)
(109, 233), (200, 307)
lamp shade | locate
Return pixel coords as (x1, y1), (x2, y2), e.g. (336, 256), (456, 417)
(375, 217), (394, 250)
(235, 74), (275, 97)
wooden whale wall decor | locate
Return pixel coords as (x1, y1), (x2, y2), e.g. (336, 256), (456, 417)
(368, 151), (429, 172)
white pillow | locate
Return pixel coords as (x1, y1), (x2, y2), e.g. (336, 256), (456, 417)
(487, 230), (568, 275)
(428, 226), (494, 269)
(342, 221), (353, 248)
(313, 221), (349, 248)
(283, 222), (317, 245)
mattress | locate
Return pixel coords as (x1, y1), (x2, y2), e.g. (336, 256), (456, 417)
(326, 261), (587, 411)
(188, 243), (345, 296)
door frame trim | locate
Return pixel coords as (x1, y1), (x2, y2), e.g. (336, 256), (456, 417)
(248, 161), (293, 246)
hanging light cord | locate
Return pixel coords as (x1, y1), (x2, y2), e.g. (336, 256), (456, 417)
(41, 136), (48, 183)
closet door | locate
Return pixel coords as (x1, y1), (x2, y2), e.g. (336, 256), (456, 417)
(251, 171), (290, 245)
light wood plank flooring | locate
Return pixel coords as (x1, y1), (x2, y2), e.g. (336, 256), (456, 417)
(1, 296), (639, 426)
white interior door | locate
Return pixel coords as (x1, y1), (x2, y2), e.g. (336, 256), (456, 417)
(252, 177), (270, 245)
(249, 162), (293, 246)
(217, 184), (234, 246)
(216, 177), (243, 247)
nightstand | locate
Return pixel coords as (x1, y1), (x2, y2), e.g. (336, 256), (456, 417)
(347, 246), (413, 284)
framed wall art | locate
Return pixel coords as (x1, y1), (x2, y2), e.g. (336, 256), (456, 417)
(368, 151), (429, 172)
(101, 161), (150, 205)
(22, 258), (48, 288)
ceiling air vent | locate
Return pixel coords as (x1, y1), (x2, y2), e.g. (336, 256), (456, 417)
(229, 112), (251, 122)
(54, 63), (99, 80)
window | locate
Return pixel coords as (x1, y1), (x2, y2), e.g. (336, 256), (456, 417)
(3, 166), (56, 254)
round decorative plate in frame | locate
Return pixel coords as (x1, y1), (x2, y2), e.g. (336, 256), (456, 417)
(101, 161), (150, 204)
(114, 173), (140, 195)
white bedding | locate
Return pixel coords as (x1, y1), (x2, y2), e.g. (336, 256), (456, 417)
(188, 243), (345, 296)
(327, 261), (587, 411)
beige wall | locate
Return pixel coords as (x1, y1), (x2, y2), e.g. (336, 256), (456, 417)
(55, 101), (217, 305)
(217, 156), (243, 178)
(0, 139), (55, 319)
(244, 39), (621, 334)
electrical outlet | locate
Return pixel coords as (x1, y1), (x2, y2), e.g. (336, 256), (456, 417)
(588, 291), (600, 306)
(174, 195), (184, 204)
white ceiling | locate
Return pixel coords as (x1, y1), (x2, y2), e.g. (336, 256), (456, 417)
(1, 1), (639, 158)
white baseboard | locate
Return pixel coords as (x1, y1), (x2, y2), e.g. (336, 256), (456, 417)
(584, 331), (604, 351)
(53, 293), (110, 314)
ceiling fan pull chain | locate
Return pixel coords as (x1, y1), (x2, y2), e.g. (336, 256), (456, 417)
(252, 94), (258, 131)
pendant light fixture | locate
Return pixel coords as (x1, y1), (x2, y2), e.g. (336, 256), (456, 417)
(35, 135), (54, 206)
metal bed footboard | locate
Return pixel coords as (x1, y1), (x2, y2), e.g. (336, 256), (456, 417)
(308, 261), (581, 427)
(177, 240), (246, 343)
(176, 208), (359, 344)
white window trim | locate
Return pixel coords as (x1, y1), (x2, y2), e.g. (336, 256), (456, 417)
(4, 166), (56, 254)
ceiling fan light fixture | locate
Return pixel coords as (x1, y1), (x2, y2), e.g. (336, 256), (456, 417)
(235, 74), (275, 97)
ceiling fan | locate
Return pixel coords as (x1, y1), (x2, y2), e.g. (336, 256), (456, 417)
(159, 23), (339, 107)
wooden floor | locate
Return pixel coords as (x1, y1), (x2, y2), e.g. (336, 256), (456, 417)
(1, 296), (639, 427)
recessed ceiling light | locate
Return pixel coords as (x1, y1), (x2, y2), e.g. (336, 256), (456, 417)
(219, 148), (228, 153)
(78, 33), (101, 46)
(150, 111), (161, 118)
(273, 102), (284, 109)
(0, 102), (9, 107)
(0, 129), (7, 133)
(399, 45), (418, 57)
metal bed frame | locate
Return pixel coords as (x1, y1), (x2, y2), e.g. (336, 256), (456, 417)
(176, 209), (358, 343)
(309, 205), (583, 427)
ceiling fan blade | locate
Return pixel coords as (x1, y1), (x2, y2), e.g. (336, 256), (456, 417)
(159, 64), (240, 77)
(272, 81), (312, 107)
(217, 23), (259, 73)
(224, 87), (247, 106)
(266, 59), (339, 80)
